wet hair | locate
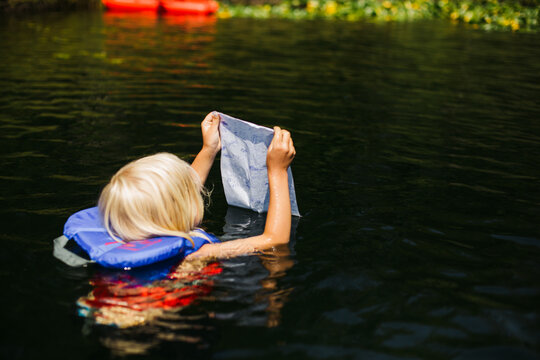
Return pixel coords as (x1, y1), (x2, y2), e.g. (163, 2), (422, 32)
(98, 153), (207, 245)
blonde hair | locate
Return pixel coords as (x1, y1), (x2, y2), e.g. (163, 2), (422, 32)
(98, 153), (207, 245)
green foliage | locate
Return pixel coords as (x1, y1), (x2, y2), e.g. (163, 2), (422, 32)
(217, 0), (540, 31)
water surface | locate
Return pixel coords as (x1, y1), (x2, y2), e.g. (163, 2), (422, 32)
(1, 11), (539, 360)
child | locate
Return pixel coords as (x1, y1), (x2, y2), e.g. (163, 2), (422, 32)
(98, 112), (296, 260)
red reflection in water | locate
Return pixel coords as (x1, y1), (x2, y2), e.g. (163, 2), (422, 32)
(78, 262), (222, 327)
(169, 122), (200, 127)
(161, 13), (217, 28)
(103, 8), (217, 30)
(104, 11), (159, 27)
(102, 10), (216, 74)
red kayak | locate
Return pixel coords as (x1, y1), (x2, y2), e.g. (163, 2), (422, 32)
(103, 0), (218, 14)
(161, 0), (218, 15)
(103, 0), (159, 11)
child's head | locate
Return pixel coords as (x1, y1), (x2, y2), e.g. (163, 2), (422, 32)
(98, 153), (205, 242)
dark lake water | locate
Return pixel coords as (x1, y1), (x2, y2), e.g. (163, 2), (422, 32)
(1, 10), (539, 360)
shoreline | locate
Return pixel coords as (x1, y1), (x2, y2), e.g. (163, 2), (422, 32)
(218, 0), (539, 32)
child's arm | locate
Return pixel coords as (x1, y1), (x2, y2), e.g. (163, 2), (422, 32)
(186, 126), (296, 260)
(191, 112), (221, 185)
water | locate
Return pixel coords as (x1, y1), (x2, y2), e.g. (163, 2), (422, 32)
(1, 11), (539, 359)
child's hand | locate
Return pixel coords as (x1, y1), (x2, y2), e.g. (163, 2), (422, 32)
(201, 111), (221, 154)
(266, 126), (295, 172)
(185, 243), (217, 261)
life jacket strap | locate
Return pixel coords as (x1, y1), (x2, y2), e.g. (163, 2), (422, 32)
(53, 235), (95, 267)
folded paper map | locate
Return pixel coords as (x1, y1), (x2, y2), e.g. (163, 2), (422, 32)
(218, 112), (300, 216)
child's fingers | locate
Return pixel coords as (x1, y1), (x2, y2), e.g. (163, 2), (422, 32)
(288, 138), (295, 156)
(203, 111), (220, 127)
(273, 127), (289, 145)
(271, 126), (294, 154)
(211, 111), (220, 125)
(272, 127), (282, 144)
(282, 130), (290, 144)
(203, 112), (212, 123)
(210, 115), (220, 128)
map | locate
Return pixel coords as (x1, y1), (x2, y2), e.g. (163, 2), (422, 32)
(219, 112), (300, 217)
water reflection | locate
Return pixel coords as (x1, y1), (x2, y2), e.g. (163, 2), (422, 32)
(77, 260), (222, 328)
(77, 258), (221, 356)
(103, 11), (159, 28)
(77, 206), (297, 355)
(218, 206), (298, 328)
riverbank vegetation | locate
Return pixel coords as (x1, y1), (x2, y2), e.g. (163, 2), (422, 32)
(218, 0), (539, 31)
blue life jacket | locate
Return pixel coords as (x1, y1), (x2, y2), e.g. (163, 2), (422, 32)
(55, 207), (218, 269)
